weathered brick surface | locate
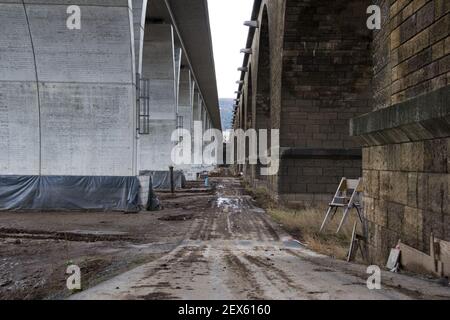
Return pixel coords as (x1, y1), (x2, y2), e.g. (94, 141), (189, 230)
(236, 0), (372, 206)
(281, 0), (372, 149)
(275, 0), (372, 205)
(375, 0), (450, 107)
(278, 157), (362, 207)
(364, 138), (450, 262)
(362, 0), (450, 264)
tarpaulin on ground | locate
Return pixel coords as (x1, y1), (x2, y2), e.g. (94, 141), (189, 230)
(0, 175), (140, 212)
(146, 176), (161, 211)
(139, 171), (186, 190)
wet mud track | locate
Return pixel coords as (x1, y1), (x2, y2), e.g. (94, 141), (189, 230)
(71, 178), (450, 300)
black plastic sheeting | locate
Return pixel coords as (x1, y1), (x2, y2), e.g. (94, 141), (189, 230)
(0, 176), (140, 212)
(140, 171), (186, 190)
(144, 176), (161, 211)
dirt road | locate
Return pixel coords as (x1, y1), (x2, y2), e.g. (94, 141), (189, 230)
(71, 178), (450, 300)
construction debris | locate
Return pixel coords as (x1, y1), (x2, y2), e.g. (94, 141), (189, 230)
(347, 221), (367, 263)
(386, 247), (401, 271)
(398, 234), (450, 279)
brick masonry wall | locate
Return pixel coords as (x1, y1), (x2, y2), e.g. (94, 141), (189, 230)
(237, 0), (286, 196)
(374, 0), (450, 109)
(361, 0), (450, 264)
(363, 139), (449, 263)
(277, 0), (372, 203)
(281, 0), (373, 149)
(279, 158), (362, 207)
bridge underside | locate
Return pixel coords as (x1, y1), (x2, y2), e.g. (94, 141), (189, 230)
(0, 0), (220, 211)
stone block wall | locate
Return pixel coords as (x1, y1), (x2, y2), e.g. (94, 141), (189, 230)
(281, 0), (372, 149)
(363, 139), (449, 263)
(278, 0), (373, 205)
(352, 0), (450, 264)
(279, 157), (362, 207)
(374, 0), (450, 109)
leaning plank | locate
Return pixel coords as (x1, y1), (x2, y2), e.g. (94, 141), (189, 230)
(399, 242), (438, 276)
(436, 239), (450, 277)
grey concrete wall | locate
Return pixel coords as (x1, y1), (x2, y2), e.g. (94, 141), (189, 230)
(174, 48), (182, 112)
(0, 0), (136, 177)
(139, 23), (177, 171)
(176, 67), (194, 175)
(193, 88), (202, 122)
(178, 68), (193, 134)
(0, 2), (39, 175)
(132, 0), (148, 76)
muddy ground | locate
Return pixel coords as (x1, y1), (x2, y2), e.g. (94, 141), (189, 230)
(0, 181), (214, 299)
(73, 178), (449, 300)
(1, 177), (449, 300)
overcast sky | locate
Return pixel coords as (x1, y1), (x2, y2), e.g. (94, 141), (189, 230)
(208, 0), (254, 99)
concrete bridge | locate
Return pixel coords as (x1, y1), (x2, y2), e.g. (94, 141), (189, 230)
(233, 0), (449, 264)
(0, 0), (220, 210)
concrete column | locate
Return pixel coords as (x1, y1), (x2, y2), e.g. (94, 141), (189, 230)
(239, 101), (244, 130)
(178, 67), (193, 134)
(0, 1), (136, 177)
(139, 23), (177, 172)
(132, 0), (148, 77)
(177, 66), (194, 177)
(201, 104), (206, 133)
(193, 89), (202, 122)
(174, 47), (182, 112)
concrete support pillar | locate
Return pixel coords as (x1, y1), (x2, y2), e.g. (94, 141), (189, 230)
(178, 67), (193, 134)
(193, 89), (202, 122)
(132, 0), (148, 77)
(139, 23), (177, 172)
(174, 47), (182, 112)
(0, 0), (136, 177)
(188, 87), (203, 179)
(201, 104), (207, 133)
(177, 67), (194, 178)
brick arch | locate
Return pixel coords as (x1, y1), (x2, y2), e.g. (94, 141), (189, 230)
(245, 64), (254, 131)
(276, 0), (373, 206)
(253, 5), (271, 182)
(281, 0), (373, 148)
(243, 64), (254, 178)
(254, 5), (271, 131)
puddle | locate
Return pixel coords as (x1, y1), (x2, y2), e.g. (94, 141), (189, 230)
(216, 197), (242, 210)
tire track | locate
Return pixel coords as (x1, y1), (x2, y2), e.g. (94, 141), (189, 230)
(223, 250), (265, 299)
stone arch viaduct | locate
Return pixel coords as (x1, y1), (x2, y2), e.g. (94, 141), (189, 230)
(233, 0), (449, 263)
